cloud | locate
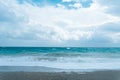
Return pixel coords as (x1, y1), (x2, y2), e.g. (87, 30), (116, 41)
(62, 0), (72, 2)
(96, 0), (120, 16)
(61, 0), (93, 8)
(0, 0), (120, 46)
(98, 22), (120, 32)
(68, 3), (82, 8)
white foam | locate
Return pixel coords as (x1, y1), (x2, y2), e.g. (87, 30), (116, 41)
(0, 55), (120, 70)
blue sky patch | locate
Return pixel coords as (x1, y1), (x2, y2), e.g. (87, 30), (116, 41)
(17, 0), (93, 9)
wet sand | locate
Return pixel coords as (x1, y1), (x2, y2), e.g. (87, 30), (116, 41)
(0, 70), (120, 80)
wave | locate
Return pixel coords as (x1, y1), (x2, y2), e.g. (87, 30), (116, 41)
(0, 55), (120, 70)
(0, 47), (120, 55)
(0, 47), (120, 70)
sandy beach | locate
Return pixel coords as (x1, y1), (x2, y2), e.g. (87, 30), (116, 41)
(0, 70), (120, 80)
(0, 66), (120, 80)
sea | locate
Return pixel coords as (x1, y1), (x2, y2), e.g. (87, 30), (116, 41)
(0, 47), (120, 71)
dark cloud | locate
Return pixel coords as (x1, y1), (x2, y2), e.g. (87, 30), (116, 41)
(98, 22), (120, 32)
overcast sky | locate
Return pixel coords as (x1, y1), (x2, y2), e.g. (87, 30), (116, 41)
(0, 0), (120, 47)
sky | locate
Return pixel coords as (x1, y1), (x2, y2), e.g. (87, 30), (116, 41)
(0, 0), (120, 47)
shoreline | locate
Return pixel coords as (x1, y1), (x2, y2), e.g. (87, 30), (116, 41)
(0, 66), (120, 80)
(0, 66), (119, 72)
(0, 70), (120, 80)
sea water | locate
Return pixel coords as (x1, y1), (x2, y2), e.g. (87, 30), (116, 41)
(0, 47), (120, 70)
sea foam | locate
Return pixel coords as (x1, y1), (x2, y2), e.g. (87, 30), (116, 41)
(0, 47), (120, 70)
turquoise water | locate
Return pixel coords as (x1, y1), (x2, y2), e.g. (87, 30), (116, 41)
(0, 47), (120, 70)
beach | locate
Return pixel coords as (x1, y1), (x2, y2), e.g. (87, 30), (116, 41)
(0, 70), (120, 80)
(0, 66), (120, 80)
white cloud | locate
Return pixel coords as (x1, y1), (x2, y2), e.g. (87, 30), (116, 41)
(62, 0), (84, 3)
(69, 3), (82, 8)
(0, 0), (120, 46)
(62, 0), (72, 2)
(95, 0), (120, 16)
